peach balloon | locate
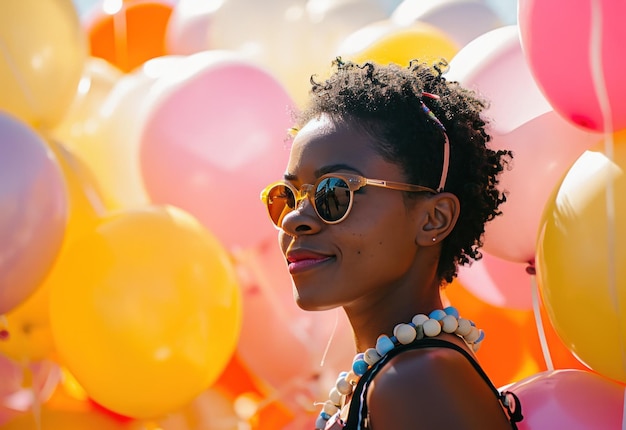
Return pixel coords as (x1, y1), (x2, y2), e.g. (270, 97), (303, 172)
(234, 239), (355, 416)
(0, 0), (87, 128)
(0, 113), (68, 316)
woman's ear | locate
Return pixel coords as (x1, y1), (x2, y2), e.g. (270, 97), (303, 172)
(414, 193), (460, 247)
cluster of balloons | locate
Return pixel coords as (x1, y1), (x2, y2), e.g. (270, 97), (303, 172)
(1, 0), (626, 428)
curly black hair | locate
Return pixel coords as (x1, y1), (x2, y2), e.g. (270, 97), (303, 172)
(293, 58), (511, 283)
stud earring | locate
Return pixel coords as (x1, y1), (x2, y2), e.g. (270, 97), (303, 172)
(432, 237), (437, 242)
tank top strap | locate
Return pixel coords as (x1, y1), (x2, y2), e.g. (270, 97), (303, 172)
(344, 337), (523, 430)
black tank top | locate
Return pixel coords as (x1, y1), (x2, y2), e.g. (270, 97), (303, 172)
(340, 338), (523, 429)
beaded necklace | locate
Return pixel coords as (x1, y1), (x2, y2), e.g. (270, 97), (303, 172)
(314, 306), (484, 430)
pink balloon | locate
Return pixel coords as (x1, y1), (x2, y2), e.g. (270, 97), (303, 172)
(457, 250), (533, 310)
(481, 111), (598, 263)
(447, 25), (552, 135)
(504, 369), (625, 430)
(140, 51), (295, 250)
(518, 0), (626, 132)
(0, 113), (68, 315)
(235, 238), (355, 414)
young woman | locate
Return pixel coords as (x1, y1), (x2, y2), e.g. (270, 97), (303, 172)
(260, 59), (522, 429)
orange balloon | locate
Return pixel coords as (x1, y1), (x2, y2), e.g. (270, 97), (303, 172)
(1, 407), (131, 430)
(85, 0), (174, 72)
(49, 205), (242, 419)
(444, 280), (538, 388)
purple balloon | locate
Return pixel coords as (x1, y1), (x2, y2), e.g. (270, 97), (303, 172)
(0, 112), (68, 314)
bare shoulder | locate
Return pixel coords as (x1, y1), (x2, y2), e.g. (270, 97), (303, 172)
(366, 344), (512, 429)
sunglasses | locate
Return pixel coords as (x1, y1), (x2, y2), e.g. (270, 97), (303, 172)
(260, 173), (438, 227)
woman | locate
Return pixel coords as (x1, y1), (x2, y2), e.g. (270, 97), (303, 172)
(260, 59), (522, 429)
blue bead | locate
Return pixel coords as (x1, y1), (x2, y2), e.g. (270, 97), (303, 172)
(476, 329), (485, 343)
(321, 412), (331, 420)
(444, 306), (460, 318)
(352, 359), (369, 376)
(376, 335), (395, 355)
(429, 309), (447, 321)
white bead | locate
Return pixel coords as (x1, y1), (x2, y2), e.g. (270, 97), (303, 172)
(412, 314), (429, 326)
(336, 377), (352, 395)
(441, 314), (459, 333)
(422, 318), (442, 337)
(323, 400), (339, 415)
(364, 347), (382, 365)
(465, 326), (480, 343)
(456, 317), (472, 336)
(328, 387), (343, 406)
(345, 370), (359, 384)
(394, 323), (417, 344)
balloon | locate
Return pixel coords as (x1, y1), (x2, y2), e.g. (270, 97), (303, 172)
(0, 0), (87, 128)
(446, 25), (552, 135)
(518, 0), (626, 132)
(234, 239), (355, 417)
(0, 357), (62, 426)
(391, 0), (503, 49)
(457, 250), (533, 310)
(483, 111), (598, 263)
(0, 113), (68, 315)
(84, 0), (174, 72)
(1, 407), (130, 430)
(165, 0), (217, 55)
(49, 205), (242, 418)
(336, 19), (459, 67)
(51, 57), (123, 150)
(504, 369), (625, 430)
(0, 140), (106, 363)
(140, 50), (295, 250)
(62, 55), (186, 210)
(536, 135), (626, 383)
(444, 281), (537, 387)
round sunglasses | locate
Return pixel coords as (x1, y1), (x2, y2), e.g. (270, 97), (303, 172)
(260, 173), (437, 227)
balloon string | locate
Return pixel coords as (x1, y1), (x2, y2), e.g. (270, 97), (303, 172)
(319, 308), (339, 367)
(0, 39), (41, 121)
(529, 267), (553, 371)
(589, 0), (624, 374)
(113, 4), (129, 71)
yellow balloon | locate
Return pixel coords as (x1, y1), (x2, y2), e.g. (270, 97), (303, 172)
(0, 0), (87, 129)
(49, 205), (242, 419)
(536, 134), (626, 383)
(338, 20), (459, 67)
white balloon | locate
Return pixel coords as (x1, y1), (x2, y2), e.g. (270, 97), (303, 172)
(391, 0), (503, 48)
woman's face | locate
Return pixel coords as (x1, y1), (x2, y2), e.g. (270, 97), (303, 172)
(278, 114), (424, 311)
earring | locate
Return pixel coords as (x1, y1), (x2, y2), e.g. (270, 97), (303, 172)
(432, 237), (437, 242)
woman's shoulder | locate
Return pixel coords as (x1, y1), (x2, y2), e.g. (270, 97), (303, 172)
(364, 338), (513, 429)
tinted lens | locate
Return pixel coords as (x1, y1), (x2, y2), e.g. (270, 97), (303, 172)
(315, 177), (351, 222)
(267, 184), (295, 226)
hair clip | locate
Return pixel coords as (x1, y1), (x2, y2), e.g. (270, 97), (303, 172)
(420, 93), (449, 192)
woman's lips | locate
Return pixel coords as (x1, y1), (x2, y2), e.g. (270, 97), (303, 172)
(287, 256), (333, 273)
(286, 249), (334, 274)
